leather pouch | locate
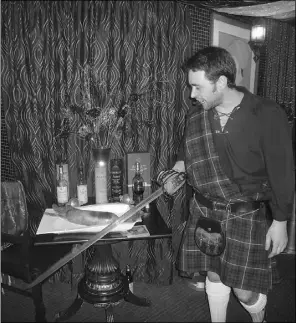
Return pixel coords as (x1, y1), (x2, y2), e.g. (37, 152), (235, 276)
(194, 216), (226, 256)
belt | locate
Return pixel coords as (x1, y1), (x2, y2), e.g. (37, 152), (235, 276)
(194, 190), (267, 213)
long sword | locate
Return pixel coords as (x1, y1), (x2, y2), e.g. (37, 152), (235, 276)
(24, 187), (164, 290)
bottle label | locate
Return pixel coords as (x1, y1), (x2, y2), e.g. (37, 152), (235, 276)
(95, 164), (108, 203)
(111, 159), (123, 200)
(129, 282), (134, 293)
(56, 163), (70, 198)
(57, 186), (68, 203)
(77, 184), (88, 205)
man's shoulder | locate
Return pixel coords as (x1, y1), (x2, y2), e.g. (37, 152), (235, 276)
(248, 94), (288, 124)
(237, 86), (280, 115)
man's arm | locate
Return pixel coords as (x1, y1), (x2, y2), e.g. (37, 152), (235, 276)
(172, 132), (186, 172)
(162, 134), (186, 194)
(261, 103), (295, 257)
(173, 160), (185, 173)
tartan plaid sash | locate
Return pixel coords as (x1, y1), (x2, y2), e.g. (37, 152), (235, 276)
(184, 109), (242, 201)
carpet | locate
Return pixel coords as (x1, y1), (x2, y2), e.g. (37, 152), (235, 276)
(1, 254), (295, 322)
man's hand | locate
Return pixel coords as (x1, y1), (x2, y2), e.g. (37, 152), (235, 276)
(157, 166), (186, 196)
(265, 220), (288, 258)
(172, 161), (185, 173)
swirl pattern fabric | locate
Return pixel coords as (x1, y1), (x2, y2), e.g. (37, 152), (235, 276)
(1, 1), (192, 284)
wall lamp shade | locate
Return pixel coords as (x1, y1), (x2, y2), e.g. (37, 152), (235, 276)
(249, 20), (266, 62)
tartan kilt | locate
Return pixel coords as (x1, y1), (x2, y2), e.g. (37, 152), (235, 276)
(176, 198), (273, 294)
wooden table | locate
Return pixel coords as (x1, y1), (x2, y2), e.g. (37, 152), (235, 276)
(34, 202), (172, 322)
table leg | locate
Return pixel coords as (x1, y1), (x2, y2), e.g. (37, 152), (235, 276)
(55, 242), (151, 322)
(105, 304), (115, 322)
(54, 294), (84, 322)
(79, 243), (126, 304)
(121, 273), (151, 306)
(124, 289), (151, 307)
(32, 284), (46, 322)
(80, 243), (152, 307)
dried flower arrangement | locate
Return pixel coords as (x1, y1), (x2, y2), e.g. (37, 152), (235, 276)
(56, 64), (173, 147)
(59, 64), (131, 148)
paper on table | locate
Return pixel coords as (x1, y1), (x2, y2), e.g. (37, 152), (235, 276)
(36, 203), (138, 235)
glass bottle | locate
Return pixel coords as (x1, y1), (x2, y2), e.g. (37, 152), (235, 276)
(77, 164), (88, 205)
(57, 164), (69, 206)
(126, 264), (133, 293)
(132, 161), (145, 205)
(56, 138), (70, 199)
(110, 159), (123, 202)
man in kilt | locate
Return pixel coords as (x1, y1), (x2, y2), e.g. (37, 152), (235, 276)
(164, 47), (294, 322)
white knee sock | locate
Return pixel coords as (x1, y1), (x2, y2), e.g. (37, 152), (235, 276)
(205, 277), (231, 322)
(240, 293), (267, 322)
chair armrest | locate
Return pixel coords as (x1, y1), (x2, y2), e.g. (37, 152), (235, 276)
(1, 232), (24, 244)
(1, 231), (32, 246)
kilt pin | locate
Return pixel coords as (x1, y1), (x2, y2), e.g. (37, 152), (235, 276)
(176, 109), (273, 295)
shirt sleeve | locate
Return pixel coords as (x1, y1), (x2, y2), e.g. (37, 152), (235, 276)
(261, 104), (295, 221)
(176, 138), (185, 161)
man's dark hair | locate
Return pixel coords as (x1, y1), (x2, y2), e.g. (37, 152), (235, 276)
(183, 46), (236, 88)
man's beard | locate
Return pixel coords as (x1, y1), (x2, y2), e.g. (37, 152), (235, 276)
(199, 85), (223, 110)
(208, 96), (223, 110)
(201, 95), (222, 110)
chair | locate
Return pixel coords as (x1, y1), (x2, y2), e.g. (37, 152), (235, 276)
(1, 180), (73, 322)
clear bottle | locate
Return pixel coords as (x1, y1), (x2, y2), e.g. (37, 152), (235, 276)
(126, 264), (133, 293)
(56, 139), (70, 199)
(57, 164), (69, 206)
(132, 161), (145, 205)
(77, 164), (88, 205)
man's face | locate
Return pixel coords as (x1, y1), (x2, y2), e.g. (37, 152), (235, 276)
(188, 70), (222, 110)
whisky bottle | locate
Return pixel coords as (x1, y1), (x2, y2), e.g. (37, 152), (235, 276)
(110, 159), (123, 202)
(77, 164), (88, 205)
(132, 161), (145, 205)
(126, 264), (133, 293)
(57, 164), (69, 206)
(56, 138), (70, 199)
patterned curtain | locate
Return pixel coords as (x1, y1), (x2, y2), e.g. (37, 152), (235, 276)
(1, 1), (192, 284)
(259, 18), (295, 119)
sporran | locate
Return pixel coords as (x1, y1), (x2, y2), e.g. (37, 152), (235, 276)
(194, 216), (226, 256)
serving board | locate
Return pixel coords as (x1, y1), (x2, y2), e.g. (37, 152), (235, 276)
(36, 203), (139, 235)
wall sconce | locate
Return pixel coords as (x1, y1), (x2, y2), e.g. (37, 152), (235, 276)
(248, 19), (266, 62)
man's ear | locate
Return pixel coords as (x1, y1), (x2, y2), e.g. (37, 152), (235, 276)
(216, 75), (228, 91)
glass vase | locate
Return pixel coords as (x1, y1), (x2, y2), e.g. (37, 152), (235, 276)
(92, 147), (111, 204)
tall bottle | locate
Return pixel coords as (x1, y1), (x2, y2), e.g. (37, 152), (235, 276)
(126, 264), (133, 293)
(77, 164), (88, 205)
(56, 138), (70, 199)
(132, 161), (145, 205)
(57, 164), (69, 206)
(110, 159), (123, 202)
